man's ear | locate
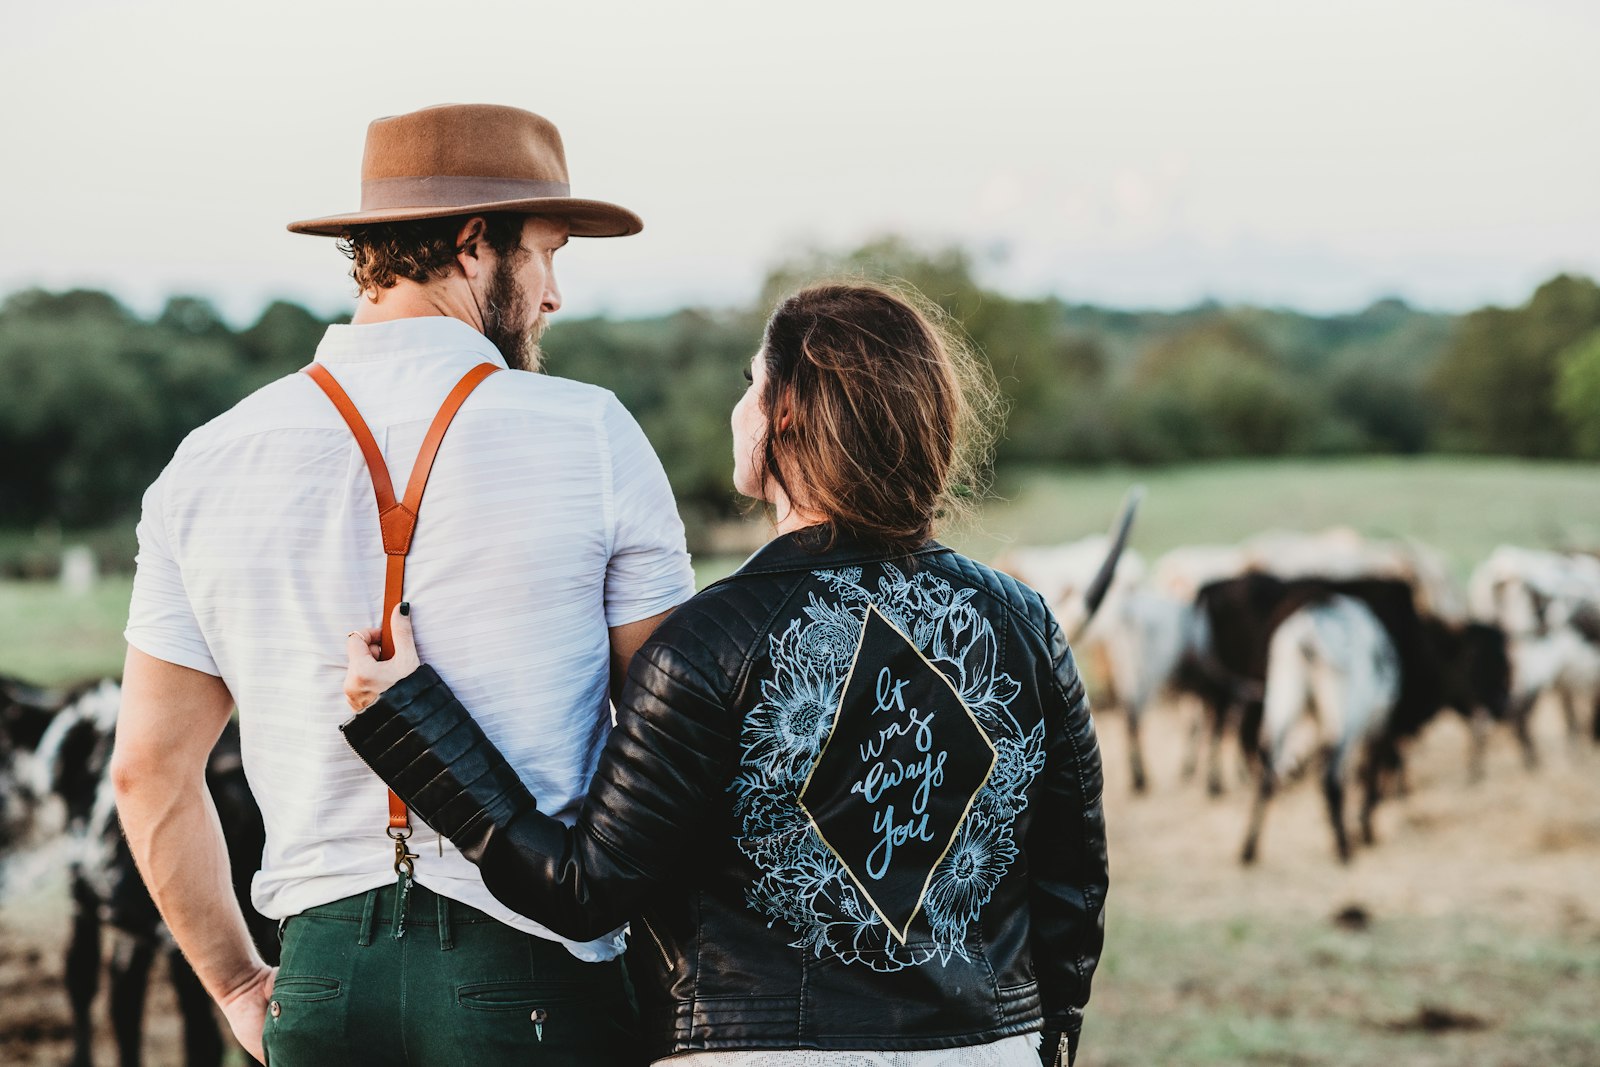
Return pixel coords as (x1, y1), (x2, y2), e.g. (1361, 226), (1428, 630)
(454, 217), (489, 279)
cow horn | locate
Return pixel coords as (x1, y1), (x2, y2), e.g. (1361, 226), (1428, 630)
(1068, 484), (1145, 644)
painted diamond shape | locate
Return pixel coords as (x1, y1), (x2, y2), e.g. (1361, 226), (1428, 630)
(798, 603), (997, 942)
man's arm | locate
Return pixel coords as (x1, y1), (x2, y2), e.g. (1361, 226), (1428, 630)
(112, 646), (274, 1063)
(608, 607), (675, 702)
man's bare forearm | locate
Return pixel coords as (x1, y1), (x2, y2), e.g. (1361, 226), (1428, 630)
(112, 648), (269, 1003)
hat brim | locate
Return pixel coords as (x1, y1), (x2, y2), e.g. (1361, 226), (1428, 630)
(286, 196), (642, 238)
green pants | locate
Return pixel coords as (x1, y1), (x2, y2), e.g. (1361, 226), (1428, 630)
(263, 881), (641, 1066)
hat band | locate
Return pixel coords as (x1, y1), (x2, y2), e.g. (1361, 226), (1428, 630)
(360, 175), (573, 211)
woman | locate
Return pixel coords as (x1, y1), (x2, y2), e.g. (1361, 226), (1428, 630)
(340, 283), (1108, 1066)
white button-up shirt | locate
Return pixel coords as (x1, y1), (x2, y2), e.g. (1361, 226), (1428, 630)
(125, 317), (695, 960)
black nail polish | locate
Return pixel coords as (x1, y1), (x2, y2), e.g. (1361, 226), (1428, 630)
(399, 602), (410, 617)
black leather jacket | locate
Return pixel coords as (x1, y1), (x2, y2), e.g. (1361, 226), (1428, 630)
(344, 530), (1108, 1065)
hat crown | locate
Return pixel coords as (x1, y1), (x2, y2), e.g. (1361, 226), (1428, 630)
(361, 104), (570, 184)
(287, 102), (640, 238)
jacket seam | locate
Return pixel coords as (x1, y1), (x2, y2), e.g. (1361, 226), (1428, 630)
(729, 575), (811, 710)
(1050, 664), (1096, 1004)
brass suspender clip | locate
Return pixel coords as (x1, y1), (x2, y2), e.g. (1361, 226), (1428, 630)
(388, 825), (418, 878)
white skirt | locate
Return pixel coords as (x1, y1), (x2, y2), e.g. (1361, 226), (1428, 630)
(658, 1034), (1040, 1066)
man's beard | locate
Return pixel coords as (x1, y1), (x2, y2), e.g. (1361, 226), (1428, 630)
(481, 258), (546, 372)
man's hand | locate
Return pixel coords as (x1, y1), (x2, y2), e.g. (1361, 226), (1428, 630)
(219, 963), (278, 1064)
(344, 603), (422, 711)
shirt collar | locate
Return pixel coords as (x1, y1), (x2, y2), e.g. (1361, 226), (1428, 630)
(312, 316), (509, 369)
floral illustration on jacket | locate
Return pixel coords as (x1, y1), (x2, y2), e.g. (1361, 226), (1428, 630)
(730, 563), (1046, 971)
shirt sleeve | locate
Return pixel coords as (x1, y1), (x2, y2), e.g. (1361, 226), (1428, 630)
(600, 394), (696, 627)
(124, 469), (221, 677)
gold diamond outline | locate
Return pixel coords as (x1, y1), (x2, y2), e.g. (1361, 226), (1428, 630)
(796, 601), (999, 945)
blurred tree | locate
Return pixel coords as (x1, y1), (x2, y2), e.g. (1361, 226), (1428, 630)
(1430, 274), (1600, 455)
(1556, 327), (1600, 459)
(240, 300), (333, 378)
(1, 262), (1593, 547)
(156, 295), (230, 339)
(1120, 316), (1321, 458)
(0, 288), (338, 528)
(1328, 359), (1434, 454)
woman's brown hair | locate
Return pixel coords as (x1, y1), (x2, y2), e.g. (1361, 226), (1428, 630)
(752, 282), (1001, 553)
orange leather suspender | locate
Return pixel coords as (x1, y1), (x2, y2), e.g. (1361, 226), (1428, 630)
(302, 360), (501, 852)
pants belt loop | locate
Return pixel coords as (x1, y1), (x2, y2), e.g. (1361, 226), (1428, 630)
(438, 893), (454, 952)
(357, 889), (378, 947)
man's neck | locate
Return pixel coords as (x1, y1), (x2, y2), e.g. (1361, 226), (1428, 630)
(351, 278), (485, 332)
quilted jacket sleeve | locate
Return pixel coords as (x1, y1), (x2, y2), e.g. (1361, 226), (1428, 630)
(1027, 612), (1109, 1065)
(341, 620), (739, 941)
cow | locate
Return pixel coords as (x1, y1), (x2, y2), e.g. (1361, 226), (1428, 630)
(1237, 583), (1512, 864)
(1114, 533), (1459, 797)
(1, 675), (85, 871)
(1186, 575), (1511, 806)
(1093, 586), (1200, 793)
(1468, 546), (1600, 637)
(1241, 594), (1401, 864)
(6, 680), (276, 1067)
(1470, 547), (1600, 760)
(1505, 619), (1600, 760)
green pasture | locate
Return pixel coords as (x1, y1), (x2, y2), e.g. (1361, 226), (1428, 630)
(0, 576), (134, 687)
(953, 455), (1600, 579)
(3, 456), (1598, 687)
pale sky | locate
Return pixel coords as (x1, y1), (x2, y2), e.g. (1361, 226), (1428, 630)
(4, 0), (1597, 324)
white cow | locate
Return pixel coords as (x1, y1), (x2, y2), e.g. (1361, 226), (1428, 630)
(1240, 594), (1402, 865)
(1470, 546), (1600, 759)
(1096, 587), (1202, 793)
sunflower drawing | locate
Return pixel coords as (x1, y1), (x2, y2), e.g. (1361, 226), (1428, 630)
(923, 811), (1020, 944)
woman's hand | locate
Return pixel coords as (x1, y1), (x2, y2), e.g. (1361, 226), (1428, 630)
(344, 602), (421, 712)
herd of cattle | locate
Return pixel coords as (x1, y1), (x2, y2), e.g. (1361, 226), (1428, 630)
(0, 676), (276, 1067)
(1001, 529), (1600, 865)
(0, 529), (1597, 1063)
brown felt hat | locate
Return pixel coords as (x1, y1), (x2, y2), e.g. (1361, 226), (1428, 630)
(287, 104), (642, 238)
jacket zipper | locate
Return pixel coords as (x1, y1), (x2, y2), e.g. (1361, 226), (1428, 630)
(639, 915), (672, 971)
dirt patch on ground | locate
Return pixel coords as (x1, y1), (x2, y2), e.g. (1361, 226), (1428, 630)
(1099, 693), (1600, 935)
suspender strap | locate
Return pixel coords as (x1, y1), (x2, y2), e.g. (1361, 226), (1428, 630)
(302, 360), (502, 835)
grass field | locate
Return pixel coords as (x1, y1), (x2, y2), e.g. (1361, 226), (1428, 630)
(0, 576), (134, 687)
(2, 455), (1599, 1064)
(951, 455), (1600, 580)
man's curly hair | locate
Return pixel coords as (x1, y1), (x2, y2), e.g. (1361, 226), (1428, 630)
(339, 213), (527, 293)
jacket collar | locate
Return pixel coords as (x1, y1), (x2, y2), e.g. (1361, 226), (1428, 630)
(731, 525), (944, 578)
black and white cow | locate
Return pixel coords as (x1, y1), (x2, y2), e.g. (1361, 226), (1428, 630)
(5, 679), (276, 1067)
(1471, 547), (1600, 760)
(1184, 575), (1511, 834)
(1241, 594), (1401, 864)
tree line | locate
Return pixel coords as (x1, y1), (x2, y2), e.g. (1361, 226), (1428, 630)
(2, 238), (1598, 562)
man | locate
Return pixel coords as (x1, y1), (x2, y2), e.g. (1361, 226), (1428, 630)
(112, 104), (694, 1065)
